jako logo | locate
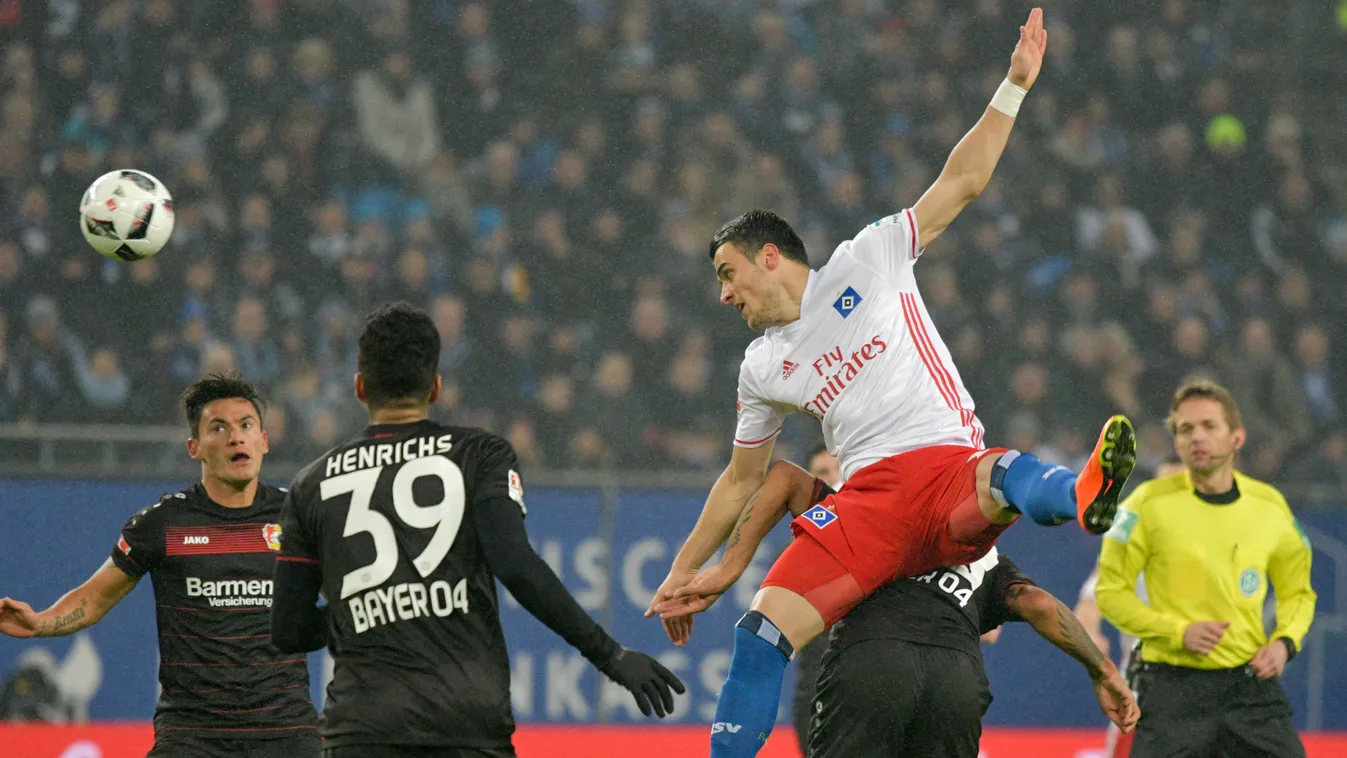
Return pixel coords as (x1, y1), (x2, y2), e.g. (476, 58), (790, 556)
(182, 535), (210, 545)
(711, 722), (743, 734)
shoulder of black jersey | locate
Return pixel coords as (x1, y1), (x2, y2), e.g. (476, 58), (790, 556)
(1233, 471), (1293, 515)
(257, 483), (290, 503)
(992, 553), (1033, 583)
(474, 428), (515, 454)
(124, 485), (191, 527)
(289, 452), (331, 487)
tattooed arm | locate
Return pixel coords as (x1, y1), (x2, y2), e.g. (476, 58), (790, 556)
(1003, 582), (1140, 732)
(1004, 582), (1110, 677)
(721, 460), (821, 570)
(0, 560), (139, 638)
(652, 460), (823, 619)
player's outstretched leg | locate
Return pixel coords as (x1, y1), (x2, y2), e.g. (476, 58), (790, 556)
(989, 415), (1136, 535)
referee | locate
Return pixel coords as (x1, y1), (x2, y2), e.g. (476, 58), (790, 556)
(1096, 379), (1316, 757)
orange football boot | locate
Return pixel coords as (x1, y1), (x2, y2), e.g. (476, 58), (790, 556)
(1076, 415), (1137, 534)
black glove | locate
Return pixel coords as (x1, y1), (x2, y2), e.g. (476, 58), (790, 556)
(598, 647), (687, 718)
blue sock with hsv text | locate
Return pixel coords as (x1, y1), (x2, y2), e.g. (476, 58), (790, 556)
(990, 450), (1079, 526)
(710, 611), (794, 758)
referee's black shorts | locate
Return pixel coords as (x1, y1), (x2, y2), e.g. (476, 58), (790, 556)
(1131, 662), (1305, 758)
(807, 639), (991, 758)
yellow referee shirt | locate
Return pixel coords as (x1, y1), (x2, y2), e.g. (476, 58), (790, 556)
(1096, 471), (1316, 670)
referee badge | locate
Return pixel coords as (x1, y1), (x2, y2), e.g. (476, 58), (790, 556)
(802, 504), (837, 530)
(1104, 509), (1138, 544)
(1239, 568), (1261, 597)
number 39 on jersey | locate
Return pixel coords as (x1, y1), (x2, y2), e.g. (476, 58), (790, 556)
(322, 456), (471, 634)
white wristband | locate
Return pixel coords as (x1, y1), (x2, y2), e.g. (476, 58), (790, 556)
(989, 78), (1027, 118)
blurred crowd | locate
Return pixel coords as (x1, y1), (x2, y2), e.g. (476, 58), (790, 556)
(0, 0), (1345, 487)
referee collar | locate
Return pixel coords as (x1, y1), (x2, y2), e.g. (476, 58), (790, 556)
(1193, 480), (1240, 505)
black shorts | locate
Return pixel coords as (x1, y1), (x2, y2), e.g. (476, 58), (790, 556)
(807, 639), (990, 758)
(1131, 662), (1305, 758)
(322, 747), (516, 758)
(147, 730), (320, 758)
(791, 637), (828, 754)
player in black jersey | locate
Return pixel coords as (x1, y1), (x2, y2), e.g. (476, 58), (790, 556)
(270, 302), (685, 758)
(658, 460), (1140, 757)
(0, 375), (319, 758)
(808, 545), (1138, 757)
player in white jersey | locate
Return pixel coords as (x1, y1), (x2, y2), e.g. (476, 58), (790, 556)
(644, 11), (1138, 758)
(1075, 460), (1184, 758)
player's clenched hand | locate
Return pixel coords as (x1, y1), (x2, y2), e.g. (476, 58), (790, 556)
(1092, 664), (1139, 733)
(1182, 620), (1229, 655)
(646, 569), (698, 646)
(1007, 7), (1048, 91)
(1250, 640), (1290, 679)
(598, 648), (687, 718)
(0, 598), (40, 638)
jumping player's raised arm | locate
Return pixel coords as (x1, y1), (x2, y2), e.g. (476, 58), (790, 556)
(909, 8), (1046, 252)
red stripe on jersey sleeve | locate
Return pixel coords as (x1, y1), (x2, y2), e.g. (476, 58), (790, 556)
(905, 208), (920, 260)
(734, 427), (782, 447)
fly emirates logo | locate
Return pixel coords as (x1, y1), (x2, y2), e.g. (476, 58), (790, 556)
(802, 335), (888, 419)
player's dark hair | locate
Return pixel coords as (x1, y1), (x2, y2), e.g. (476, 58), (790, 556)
(358, 301), (440, 409)
(708, 210), (809, 266)
(181, 373), (265, 438)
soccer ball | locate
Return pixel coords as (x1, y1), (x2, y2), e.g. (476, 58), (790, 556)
(79, 169), (175, 261)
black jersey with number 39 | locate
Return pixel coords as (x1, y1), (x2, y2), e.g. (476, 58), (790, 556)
(279, 419), (527, 750)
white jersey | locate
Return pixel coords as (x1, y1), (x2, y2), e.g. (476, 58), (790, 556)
(733, 210), (984, 480)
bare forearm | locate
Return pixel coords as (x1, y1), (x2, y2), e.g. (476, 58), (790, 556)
(36, 594), (99, 637)
(1012, 585), (1112, 680)
(721, 484), (791, 571)
(673, 468), (765, 571)
(34, 562), (136, 637)
(939, 108), (1015, 198)
(1073, 596), (1103, 638)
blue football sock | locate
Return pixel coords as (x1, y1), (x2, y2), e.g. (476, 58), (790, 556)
(710, 611), (794, 758)
(990, 450), (1079, 526)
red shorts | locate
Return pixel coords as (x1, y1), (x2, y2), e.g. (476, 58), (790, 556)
(761, 445), (1012, 627)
